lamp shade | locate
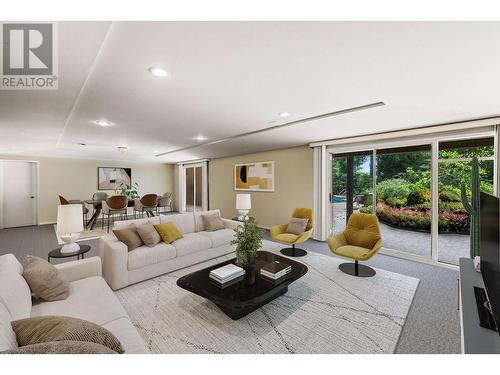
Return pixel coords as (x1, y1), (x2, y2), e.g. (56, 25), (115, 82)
(57, 204), (83, 234)
(236, 194), (251, 210)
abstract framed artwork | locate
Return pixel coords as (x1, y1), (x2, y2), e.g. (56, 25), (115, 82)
(98, 167), (132, 190)
(234, 161), (275, 192)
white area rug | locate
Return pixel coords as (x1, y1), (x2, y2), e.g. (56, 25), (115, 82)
(115, 248), (419, 354)
(53, 224), (107, 245)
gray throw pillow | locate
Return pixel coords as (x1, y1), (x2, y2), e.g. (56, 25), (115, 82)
(135, 222), (161, 247)
(22, 255), (69, 301)
(286, 217), (309, 235)
(201, 212), (225, 232)
(1, 340), (117, 354)
(11, 315), (124, 354)
(113, 227), (144, 251)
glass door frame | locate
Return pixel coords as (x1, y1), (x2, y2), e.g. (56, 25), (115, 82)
(326, 129), (496, 269)
(179, 161), (208, 213)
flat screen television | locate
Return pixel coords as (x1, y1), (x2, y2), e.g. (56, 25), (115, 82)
(480, 191), (500, 334)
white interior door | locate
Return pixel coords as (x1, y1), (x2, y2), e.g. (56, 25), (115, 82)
(1, 161), (38, 228)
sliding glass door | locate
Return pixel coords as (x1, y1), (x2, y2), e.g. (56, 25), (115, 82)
(180, 162), (208, 213)
(437, 138), (495, 265)
(328, 133), (495, 266)
(375, 145), (432, 258)
(331, 151), (374, 234)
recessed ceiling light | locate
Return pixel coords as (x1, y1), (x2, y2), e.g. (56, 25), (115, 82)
(148, 67), (169, 78)
(95, 119), (112, 127)
(116, 146), (128, 153)
(195, 135), (207, 141)
(278, 112), (290, 118)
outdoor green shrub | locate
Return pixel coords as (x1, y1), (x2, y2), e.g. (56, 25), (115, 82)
(439, 190), (461, 202)
(406, 191), (426, 206)
(385, 197), (406, 207)
(376, 178), (411, 204)
(359, 205), (373, 214)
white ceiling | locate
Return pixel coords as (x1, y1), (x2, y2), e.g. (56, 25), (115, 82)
(2, 21), (500, 163)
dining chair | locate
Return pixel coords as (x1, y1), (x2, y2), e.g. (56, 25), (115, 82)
(156, 192), (173, 214)
(102, 195), (128, 233)
(134, 194), (158, 218)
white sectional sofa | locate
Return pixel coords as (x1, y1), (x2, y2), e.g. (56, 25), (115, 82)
(0, 254), (147, 354)
(99, 209), (242, 290)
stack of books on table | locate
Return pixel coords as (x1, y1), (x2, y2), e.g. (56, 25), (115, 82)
(260, 260), (292, 280)
(209, 264), (245, 285)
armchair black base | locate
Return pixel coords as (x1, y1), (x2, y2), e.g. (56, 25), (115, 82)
(280, 244), (307, 257)
(338, 260), (376, 277)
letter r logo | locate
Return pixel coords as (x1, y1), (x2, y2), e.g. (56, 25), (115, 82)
(2, 23), (53, 75)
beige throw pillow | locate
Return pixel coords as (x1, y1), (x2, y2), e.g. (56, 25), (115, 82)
(113, 227), (144, 251)
(1, 340), (117, 354)
(201, 212), (225, 232)
(11, 316), (124, 354)
(286, 217), (309, 235)
(22, 255), (69, 301)
(135, 222), (161, 247)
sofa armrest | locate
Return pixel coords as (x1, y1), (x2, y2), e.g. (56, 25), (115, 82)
(55, 257), (102, 282)
(221, 218), (242, 230)
(99, 234), (129, 290)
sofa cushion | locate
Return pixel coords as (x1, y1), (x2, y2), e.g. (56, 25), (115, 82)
(201, 212), (225, 232)
(172, 233), (212, 257)
(0, 254), (23, 275)
(113, 216), (160, 230)
(101, 317), (148, 354)
(0, 272), (32, 321)
(2, 340), (117, 354)
(31, 276), (129, 326)
(194, 209), (220, 232)
(127, 243), (177, 271)
(22, 255), (70, 302)
(160, 213), (195, 234)
(135, 222), (161, 247)
(198, 229), (235, 248)
(154, 222), (183, 244)
(11, 315), (124, 353)
(0, 301), (17, 352)
(113, 228), (144, 251)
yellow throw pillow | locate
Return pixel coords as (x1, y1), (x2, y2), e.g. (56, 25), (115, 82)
(154, 222), (183, 244)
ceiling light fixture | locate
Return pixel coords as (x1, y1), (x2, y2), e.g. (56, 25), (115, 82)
(95, 119), (112, 127)
(278, 112), (290, 118)
(195, 135), (207, 141)
(117, 146), (128, 153)
(148, 67), (169, 78)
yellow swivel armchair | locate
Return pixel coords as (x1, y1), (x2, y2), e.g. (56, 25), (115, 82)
(270, 208), (313, 257)
(328, 212), (382, 277)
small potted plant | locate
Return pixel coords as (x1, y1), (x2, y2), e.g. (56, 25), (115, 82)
(231, 217), (263, 267)
(116, 182), (140, 199)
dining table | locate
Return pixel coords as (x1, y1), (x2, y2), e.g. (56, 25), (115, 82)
(83, 198), (157, 230)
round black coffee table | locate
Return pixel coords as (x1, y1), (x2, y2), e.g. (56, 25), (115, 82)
(48, 244), (91, 263)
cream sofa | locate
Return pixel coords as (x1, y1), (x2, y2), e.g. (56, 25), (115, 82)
(0, 254), (148, 354)
(99, 209), (242, 290)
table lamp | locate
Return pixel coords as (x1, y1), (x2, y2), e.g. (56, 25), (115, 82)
(236, 194), (251, 221)
(57, 204), (84, 254)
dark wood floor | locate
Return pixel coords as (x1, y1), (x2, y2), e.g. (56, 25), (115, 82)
(0, 224), (100, 265)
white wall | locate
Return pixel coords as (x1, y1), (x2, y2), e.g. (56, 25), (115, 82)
(0, 156), (175, 224)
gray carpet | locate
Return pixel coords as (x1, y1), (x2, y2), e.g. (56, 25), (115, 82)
(116, 244), (419, 354)
(0, 224), (461, 353)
